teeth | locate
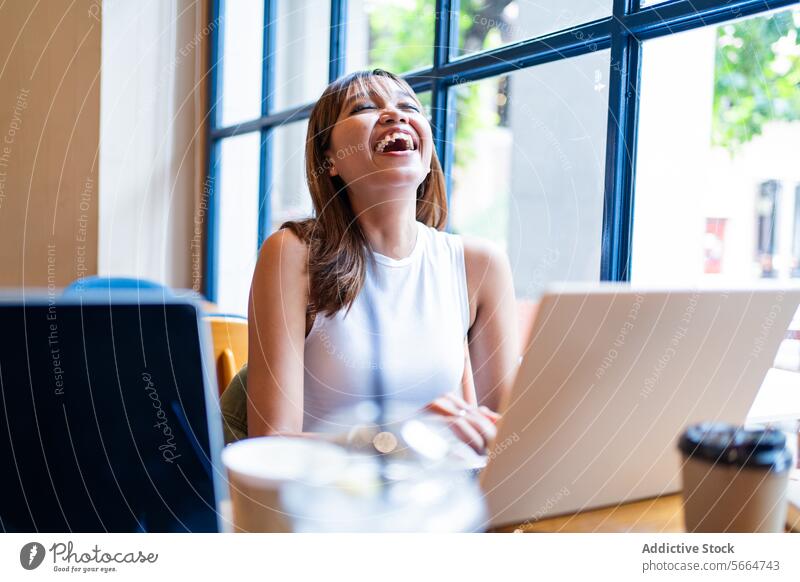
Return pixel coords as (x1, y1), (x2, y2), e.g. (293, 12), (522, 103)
(375, 132), (415, 153)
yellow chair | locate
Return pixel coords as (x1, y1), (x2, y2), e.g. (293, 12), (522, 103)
(204, 314), (248, 396)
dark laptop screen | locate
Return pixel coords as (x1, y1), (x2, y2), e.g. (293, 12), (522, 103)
(0, 297), (220, 532)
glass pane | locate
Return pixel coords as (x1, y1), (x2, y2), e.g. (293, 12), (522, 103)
(417, 90), (432, 120)
(456, 0), (612, 59)
(633, 8), (800, 285)
(450, 49), (611, 303)
(274, 0), (331, 109)
(217, 133), (261, 315)
(272, 121), (313, 233)
(346, 0), (435, 74)
(220, 0), (264, 126)
(632, 8), (800, 370)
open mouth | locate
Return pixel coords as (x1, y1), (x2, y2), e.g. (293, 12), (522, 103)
(374, 131), (417, 154)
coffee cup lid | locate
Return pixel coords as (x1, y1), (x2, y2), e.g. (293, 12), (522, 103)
(678, 422), (791, 471)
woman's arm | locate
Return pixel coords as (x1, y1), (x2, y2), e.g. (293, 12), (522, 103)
(460, 338), (477, 406)
(246, 228), (310, 437)
(462, 236), (519, 412)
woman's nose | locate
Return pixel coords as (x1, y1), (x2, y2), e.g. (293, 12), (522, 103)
(379, 106), (408, 124)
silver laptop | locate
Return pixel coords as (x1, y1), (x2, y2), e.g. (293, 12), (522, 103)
(480, 284), (800, 528)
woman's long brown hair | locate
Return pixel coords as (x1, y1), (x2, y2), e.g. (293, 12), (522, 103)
(281, 69), (448, 318)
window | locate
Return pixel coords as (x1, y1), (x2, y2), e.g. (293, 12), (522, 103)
(274, 0), (331, 109)
(271, 121), (312, 232)
(346, 0), (436, 74)
(207, 0), (795, 318)
(218, 0), (264, 126)
(450, 50), (611, 299)
(456, 0), (612, 59)
(215, 133), (260, 315)
(632, 8), (800, 285)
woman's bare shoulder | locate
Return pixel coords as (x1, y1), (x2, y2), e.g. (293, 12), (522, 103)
(258, 227), (309, 267)
(256, 228), (308, 278)
(251, 227), (318, 336)
(250, 227), (310, 302)
(461, 235), (511, 291)
(460, 235), (513, 326)
(461, 235), (505, 267)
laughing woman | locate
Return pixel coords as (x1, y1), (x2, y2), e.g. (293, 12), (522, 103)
(222, 69), (518, 454)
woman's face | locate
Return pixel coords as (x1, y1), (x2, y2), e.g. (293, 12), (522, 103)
(325, 78), (433, 194)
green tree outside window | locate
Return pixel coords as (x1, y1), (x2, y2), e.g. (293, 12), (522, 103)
(713, 10), (800, 152)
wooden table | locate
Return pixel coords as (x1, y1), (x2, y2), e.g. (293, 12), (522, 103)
(494, 495), (685, 533)
(495, 494), (800, 533)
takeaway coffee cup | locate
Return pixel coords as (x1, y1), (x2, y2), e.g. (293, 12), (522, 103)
(221, 437), (349, 532)
(678, 423), (792, 532)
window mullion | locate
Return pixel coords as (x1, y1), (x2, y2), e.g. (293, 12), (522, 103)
(624, 0), (800, 39)
(433, 0), (458, 68)
(258, 0), (276, 245)
(432, 0), (457, 220)
(205, 0), (225, 301)
(601, 0), (642, 281)
(330, 0), (347, 81)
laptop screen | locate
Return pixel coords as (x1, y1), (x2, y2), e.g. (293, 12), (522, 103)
(0, 295), (222, 532)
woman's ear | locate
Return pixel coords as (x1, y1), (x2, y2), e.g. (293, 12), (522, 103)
(323, 150), (338, 177)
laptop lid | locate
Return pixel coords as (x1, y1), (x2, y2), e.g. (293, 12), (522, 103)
(481, 285), (800, 528)
(0, 291), (225, 532)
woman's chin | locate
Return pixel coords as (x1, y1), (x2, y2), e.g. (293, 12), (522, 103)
(372, 157), (426, 177)
(372, 167), (426, 188)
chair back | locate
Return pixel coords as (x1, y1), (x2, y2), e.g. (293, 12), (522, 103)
(205, 314), (248, 396)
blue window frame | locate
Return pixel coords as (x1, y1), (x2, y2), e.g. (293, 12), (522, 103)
(204, 0), (799, 302)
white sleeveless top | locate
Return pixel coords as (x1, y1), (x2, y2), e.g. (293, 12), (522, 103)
(302, 221), (470, 431)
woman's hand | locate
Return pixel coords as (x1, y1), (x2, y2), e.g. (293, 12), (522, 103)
(424, 393), (501, 454)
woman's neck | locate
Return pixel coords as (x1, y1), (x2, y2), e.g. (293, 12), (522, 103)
(349, 188), (418, 259)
